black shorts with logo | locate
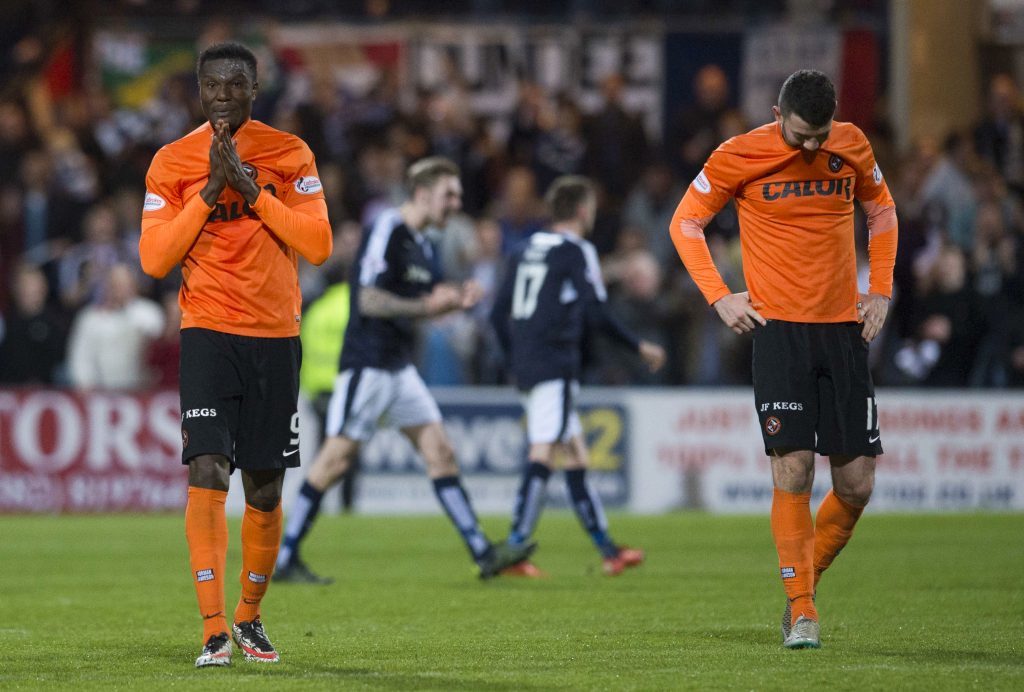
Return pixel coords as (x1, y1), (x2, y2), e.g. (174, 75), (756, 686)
(179, 328), (301, 471)
(752, 320), (882, 457)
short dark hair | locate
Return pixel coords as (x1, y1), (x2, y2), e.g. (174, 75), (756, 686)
(545, 176), (594, 222)
(406, 156), (460, 193)
(197, 42), (258, 81)
(778, 70), (836, 127)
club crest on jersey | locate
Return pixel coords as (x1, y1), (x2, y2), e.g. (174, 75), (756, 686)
(765, 416), (782, 436)
(828, 154), (844, 173)
(294, 176), (322, 195)
(241, 162), (258, 180)
(693, 170), (712, 194)
(143, 192), (166, 212)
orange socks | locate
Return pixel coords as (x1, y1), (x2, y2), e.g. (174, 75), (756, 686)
(813, 489), (864, 588)
(185, 486), (229, 641)
(234, 503), (283, 624)
(770, 488), (817, 624)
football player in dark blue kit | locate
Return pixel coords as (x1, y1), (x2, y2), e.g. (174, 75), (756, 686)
(491, 175), (666, 576)
(276, 157), (535, 582)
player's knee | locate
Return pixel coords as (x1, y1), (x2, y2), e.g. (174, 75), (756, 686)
(306, 439), (353, 490)
(188, 454), (231, 491)
(246, 492), (282, 513)
(837, 476), (874, 507)
(424, 439), (459, 477)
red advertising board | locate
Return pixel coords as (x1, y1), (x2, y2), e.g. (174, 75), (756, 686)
(0, 389), (186, 513)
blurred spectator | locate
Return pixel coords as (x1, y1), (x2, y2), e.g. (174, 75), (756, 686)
(145, 289), (182, 388)
(59, 201), (138, 311)
(67, 263), (163, 390)
(583, 73), (648, 209)
(974, 74), (1024, 198)
(893, 245), (983, 387)
(1008, 315), (1024, 388)
(918, 132), (979, 249)
(622, 160), (685, 267)
(17, 149), (77, 264)
(0, 263), (66, 385)
(489, 166), (546, 254)
(968, 202), (1022, 385)
(507, 80), (547, 167)
(0, 100), (37, 178)
(533, 95), (588, 191)
(468, 217), (507, 384)
(594, 250), (672, 385)
(669, 64), (736, 181)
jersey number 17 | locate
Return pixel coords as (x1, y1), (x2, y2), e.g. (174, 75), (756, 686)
(511, 263), (548, 319)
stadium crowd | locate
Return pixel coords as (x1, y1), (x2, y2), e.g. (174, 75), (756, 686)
(1, 26), (1023, 392)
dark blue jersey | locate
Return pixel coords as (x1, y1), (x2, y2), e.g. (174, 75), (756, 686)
(339, 208), (439, 371)
(491, 230), (640, 389)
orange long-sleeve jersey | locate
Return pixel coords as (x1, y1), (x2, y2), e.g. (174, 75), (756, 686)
(140, 119), (332, 337)
(669, 120), (897, 323)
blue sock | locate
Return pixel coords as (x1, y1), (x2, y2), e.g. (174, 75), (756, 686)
(509, 461), (551, 546)
(565, 468), (618, 558)
(277, 480), (324, 569)
(432, 475), (491, 562)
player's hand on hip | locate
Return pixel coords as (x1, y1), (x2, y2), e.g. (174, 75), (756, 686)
(215, 121), (260, 204)
(459, 279), (484, 310)
(424, 283), (463, 316)
(713, 291), (766, 334)
(638, 340), (667, 373)
(858, 292), (889, 343)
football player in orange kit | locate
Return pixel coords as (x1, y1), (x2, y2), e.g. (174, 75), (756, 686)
(140, 42), (332, 667)
(670, 70), (897, 649)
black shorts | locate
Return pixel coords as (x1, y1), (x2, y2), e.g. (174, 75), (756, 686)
(179, 328), (301, 471)
(752, 320), (882, 458)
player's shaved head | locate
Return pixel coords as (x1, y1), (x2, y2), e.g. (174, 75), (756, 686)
(545, 176), (595, 222)
(197, 42), (258, 82)
(778, 70), (836, 128)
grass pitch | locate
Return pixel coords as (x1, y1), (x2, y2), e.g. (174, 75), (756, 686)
(1, 511), (1021, 690)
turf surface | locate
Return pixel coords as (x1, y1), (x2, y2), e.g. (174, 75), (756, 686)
(2, 512), (1022, 690)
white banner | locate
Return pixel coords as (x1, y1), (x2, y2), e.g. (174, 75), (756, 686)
(628, 389), (1024, 513)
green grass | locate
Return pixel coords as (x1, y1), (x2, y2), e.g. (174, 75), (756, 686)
(1, 512), (1022, 690)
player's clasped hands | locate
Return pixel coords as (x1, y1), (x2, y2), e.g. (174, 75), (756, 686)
(857, 292), (889, 343)
(714, 291), (767, 335)
(212, 119), (260, 204)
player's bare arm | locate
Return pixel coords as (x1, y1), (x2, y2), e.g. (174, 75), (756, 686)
(858, 292), (889, 342)
(359, 284), (463, 319)
(216, 121), (261, 204)
(713, 291), (767, 334)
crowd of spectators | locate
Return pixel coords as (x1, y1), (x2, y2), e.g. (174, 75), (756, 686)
(1, 25), (1023, 392)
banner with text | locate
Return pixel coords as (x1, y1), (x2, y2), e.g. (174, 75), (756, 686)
(628, 390), (1024, 513)
(0, 389), (185, 513)
(2, 388), (1022, 514)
